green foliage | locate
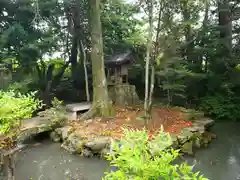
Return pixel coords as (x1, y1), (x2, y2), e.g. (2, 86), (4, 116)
(38, 97), (67, 126)
(0, 90), (42, 134)
(200, 93), (240, 121)
(0, 0), (62, 63)
(8, 76), (35, 94)
(51, 97), (63, 109)
(102, 0), (142, 54)
(183, 109), (205, 121)
(103, 129), (208, 180)
(1, 0), (240, 123)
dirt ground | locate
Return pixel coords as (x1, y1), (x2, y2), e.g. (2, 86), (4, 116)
(69, 106), (193, 140)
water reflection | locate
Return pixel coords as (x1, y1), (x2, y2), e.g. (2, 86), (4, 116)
(183, 121), (240, 180)
(15, 141), (108, 180)
(13, 121), (240, 180)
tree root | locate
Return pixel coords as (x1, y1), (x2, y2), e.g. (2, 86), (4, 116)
(80, 101), (115, 120)
(80, 106), (97, 120)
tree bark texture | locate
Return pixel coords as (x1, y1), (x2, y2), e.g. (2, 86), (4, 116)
(70, 0), (82, 88)
(80, 40), (90, 102)
(218, 0), (232, 53)
(82, 0), (114, 119)
(144, 1), (153, 122)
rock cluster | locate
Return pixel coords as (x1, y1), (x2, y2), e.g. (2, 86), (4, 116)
(50, 126), (112, 157)
(50, 117), (215, 157)
(171, 118), (215, 155)
(17, 108), (68, 143)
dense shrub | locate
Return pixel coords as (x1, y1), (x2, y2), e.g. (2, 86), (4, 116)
(7, 77), (34, 94)
(200, 93), (240, 120)
(103, 129), (208, 180)
(0, 90), (42, 134)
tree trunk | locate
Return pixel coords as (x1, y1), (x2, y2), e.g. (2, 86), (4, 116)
(43, 64), (54, 106)
(80, 40), (90, 102)
(70, 35), (78, 87)
(70, 0), (82, 88)
(218, 0), (232, 54)
(148, 0), (163, 114)
(82, 0), (114, 119)
(144, 1), (153, 124)
(148, 65), (155, 111)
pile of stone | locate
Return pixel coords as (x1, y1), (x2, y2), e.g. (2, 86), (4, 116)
(50, 126), (111, 157)
(50, 117), (215, 157)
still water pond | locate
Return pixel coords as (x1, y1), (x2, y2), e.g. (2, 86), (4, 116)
(14, 121), (240, 180)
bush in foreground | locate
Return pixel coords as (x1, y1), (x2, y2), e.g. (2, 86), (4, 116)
(103, 128), (208, 180)
(0, 90), (42, 134)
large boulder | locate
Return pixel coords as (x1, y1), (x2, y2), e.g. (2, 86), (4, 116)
(108, 84), (140, 106)
(50, 126), (74, 142)
(84, 137), (111, 152)
(180, 141), (193, 155)
(61, 133), (87, 154)
(18, 108), (68, 143)
(194, 118), (214, 128)
(50, 131), (61, 142)
(178, 129), (193, 144)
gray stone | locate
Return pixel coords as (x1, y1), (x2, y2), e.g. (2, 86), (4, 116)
(84, 137), (111, 151)
(185, 126), (201, 133)
(177, 135), (188, 144)
(100, 147), (111, 158)
(56, 126), (73, 140)
(81, 148), (94, 157)
(50, 131), (61, 142)
(195, 118), (214, 128)
(193, 137), (202, 148)
(177, 129), (193, 144)
(65, 102), (91, 121)
(17, 111), (67, 143)
(181, 141), (193, 155)
(55, 128), (63, 136)
(187, 125), (205, 134)
(170, 134), (179, 148)
(61, 134), (86, 154)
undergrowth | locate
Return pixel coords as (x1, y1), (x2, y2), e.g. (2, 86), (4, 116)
(103, 128), (208, 180)
(0, 90), (42, 134)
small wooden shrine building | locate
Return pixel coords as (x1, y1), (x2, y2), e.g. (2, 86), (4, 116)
(105, 50), (134, 85)
(104, 50), (139, 106)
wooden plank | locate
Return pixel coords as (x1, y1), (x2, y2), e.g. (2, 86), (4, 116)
(66, 102), (92, 112)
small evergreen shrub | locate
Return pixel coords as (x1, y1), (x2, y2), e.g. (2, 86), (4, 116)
(103, 129), (208, 180)
(0, 90), (42, 134)
(200, 93), (240, 120)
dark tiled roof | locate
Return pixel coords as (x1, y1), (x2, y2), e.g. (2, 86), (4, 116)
(105, 50), (134, 66)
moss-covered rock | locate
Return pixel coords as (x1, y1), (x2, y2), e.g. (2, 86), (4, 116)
(61, 134), (87, 154)
(195, 118), (214, 129)
(178, 129), (193, 145)
(56, 110), (215, 157)
(192, 131), (203, 148)
(173, 116), (215, 155)
(84, 137), (111, 152)
(81, 148), (94, 157)
(17, 107), (68, 143)
(100, 147), (111, 159)
(50, 131), (61, 142)
(180, 141), (193, 155)
(108, 84), (140, 106)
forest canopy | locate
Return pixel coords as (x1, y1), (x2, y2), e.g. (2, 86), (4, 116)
(1, 0), (240, 120)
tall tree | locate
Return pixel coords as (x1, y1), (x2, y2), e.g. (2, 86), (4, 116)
(143, 0), (154, 125)
(218, 0), (232, 54)
(82, 0), (114, 119)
